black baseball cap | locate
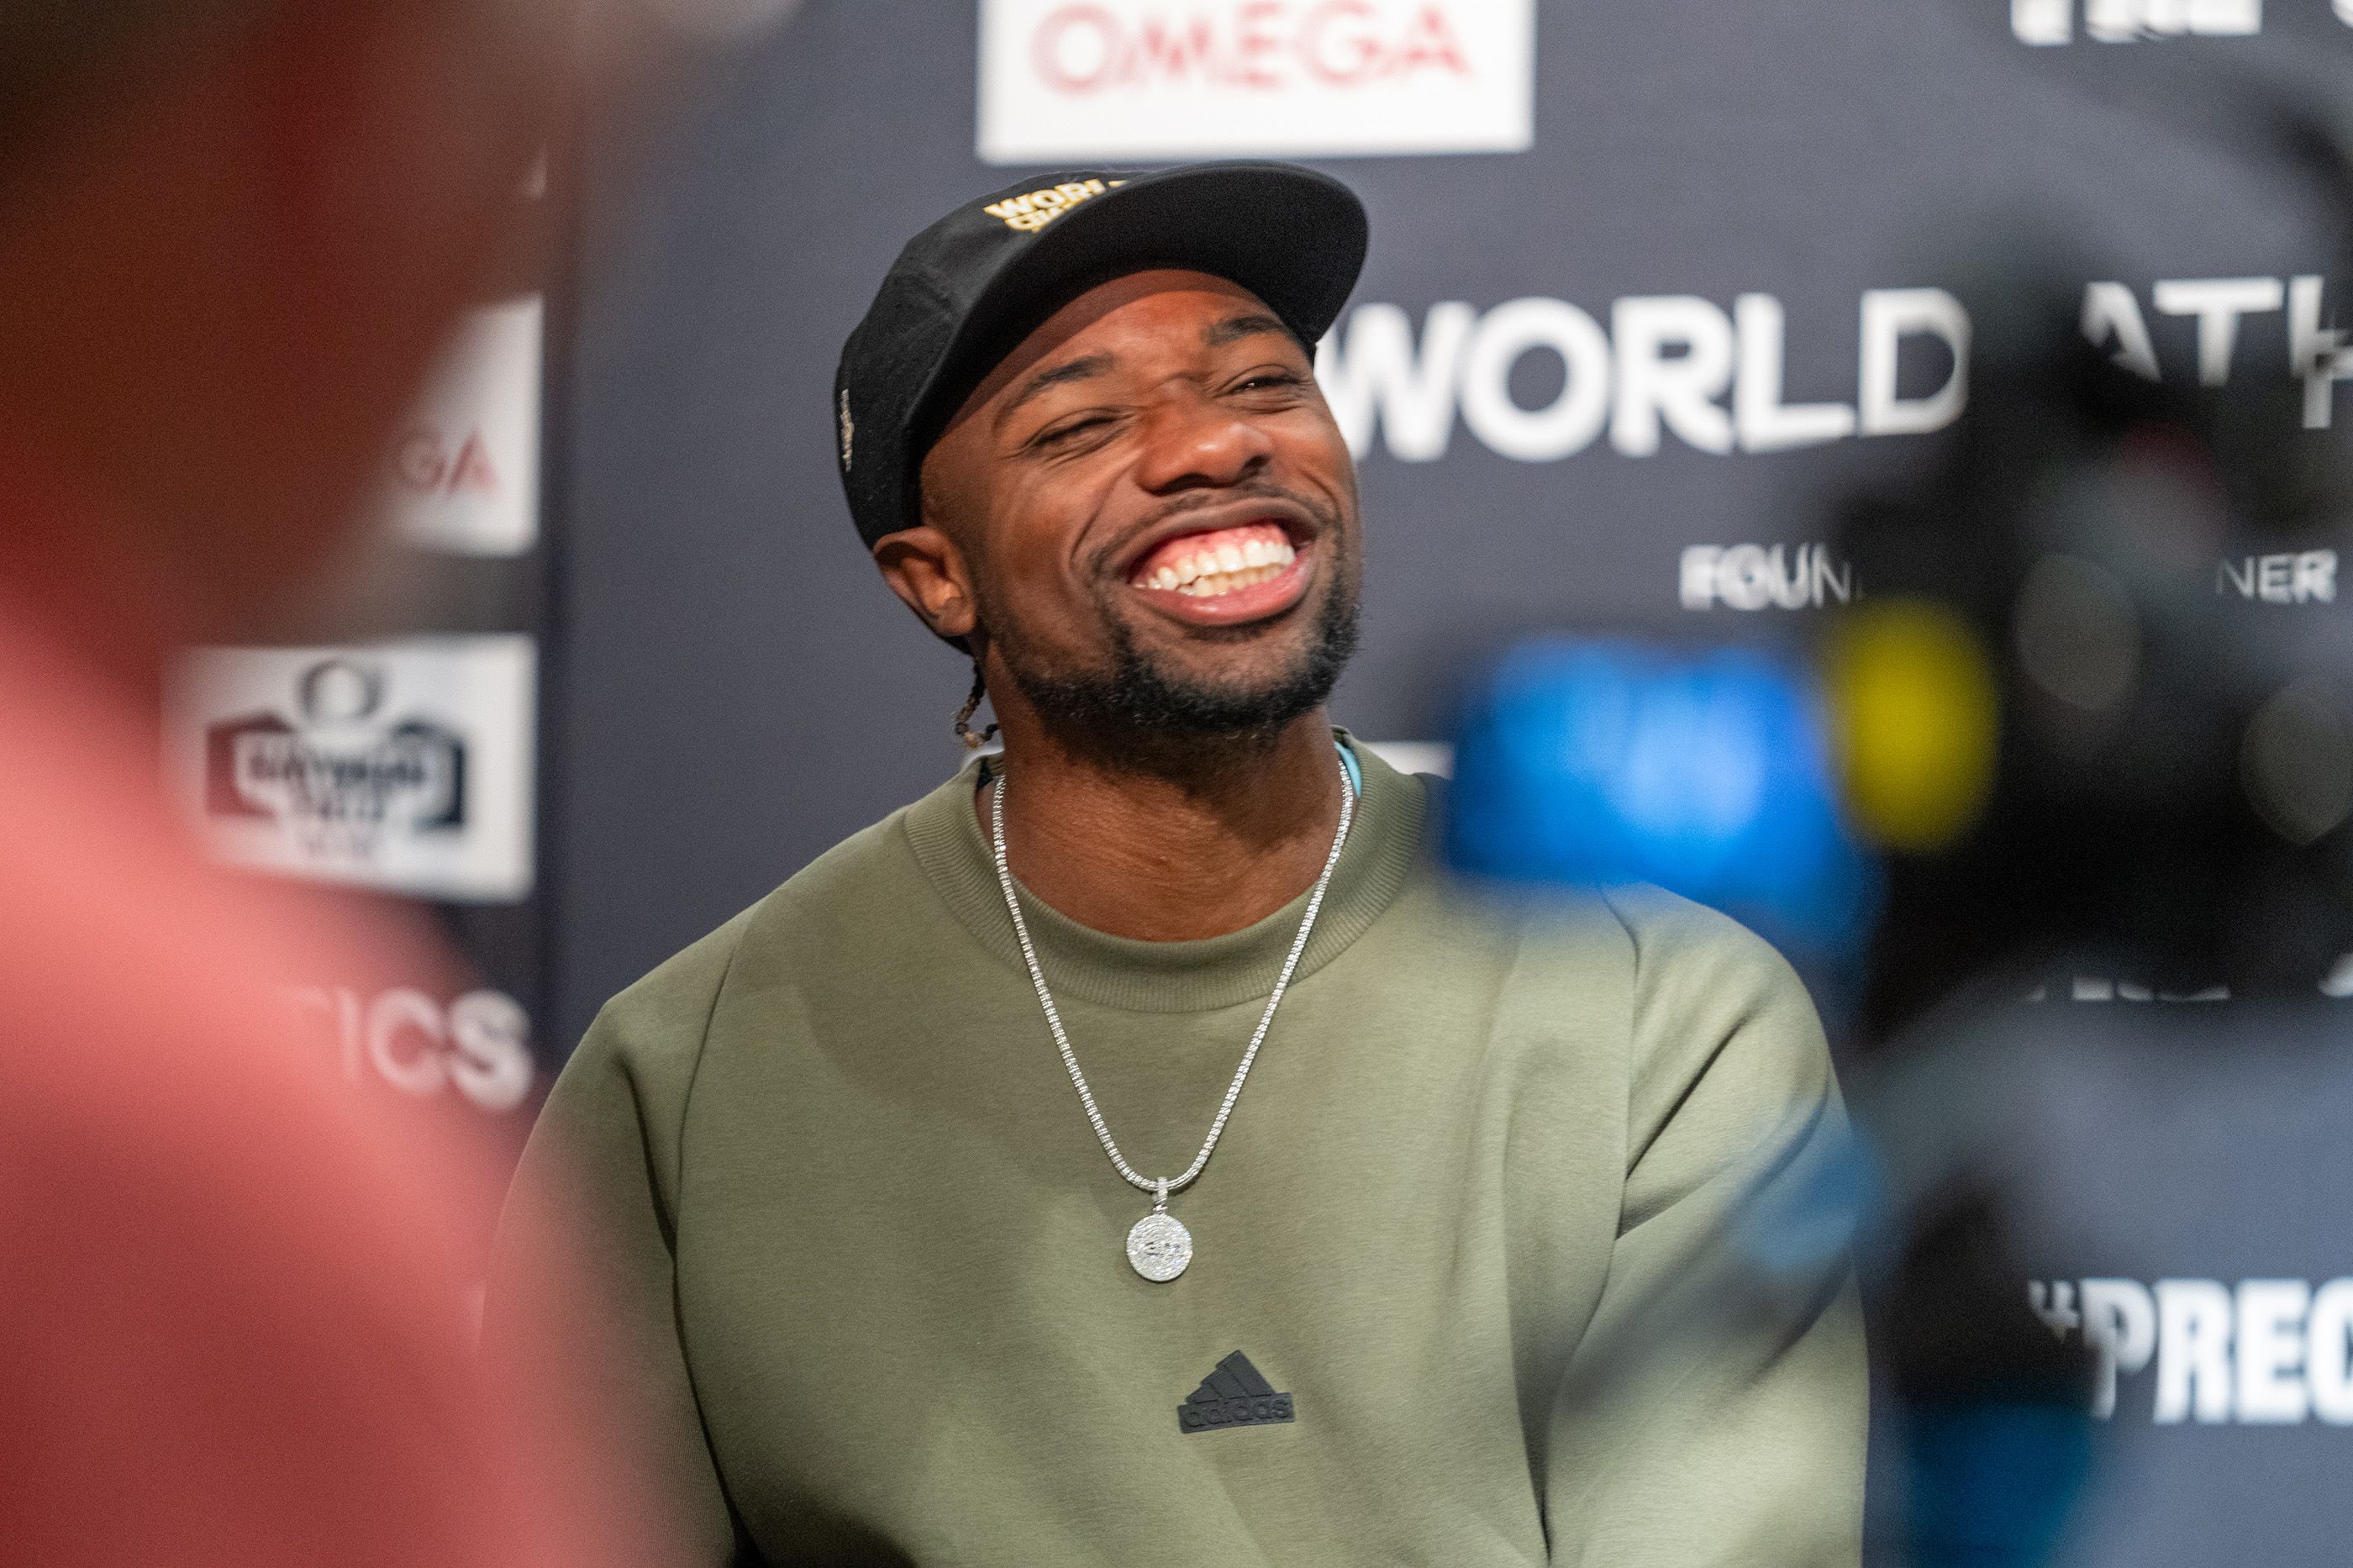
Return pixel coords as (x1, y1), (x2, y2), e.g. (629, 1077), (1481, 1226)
(833, 160), (1369, 550)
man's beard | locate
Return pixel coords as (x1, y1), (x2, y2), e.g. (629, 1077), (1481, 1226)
(988, 569), (1360, 767)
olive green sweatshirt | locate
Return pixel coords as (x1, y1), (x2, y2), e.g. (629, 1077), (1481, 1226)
(497, 739), (1864, 1567)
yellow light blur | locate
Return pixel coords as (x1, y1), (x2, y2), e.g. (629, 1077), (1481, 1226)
(1821, 599), (2000, 853)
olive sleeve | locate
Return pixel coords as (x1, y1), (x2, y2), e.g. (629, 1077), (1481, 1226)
(487, 916), (755, 1568)
(1543, 887), (1867, 1568)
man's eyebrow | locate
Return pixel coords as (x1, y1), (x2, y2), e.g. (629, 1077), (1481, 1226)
(995, 353), (1114, 429)
(1204, 312), (1292, 349)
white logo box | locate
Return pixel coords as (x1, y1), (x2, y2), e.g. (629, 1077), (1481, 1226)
(382, 294), (543, 557)
(977, 0), (1535, 164)
(166, 636), (537, 903)
(2011, 0), (2260, 44)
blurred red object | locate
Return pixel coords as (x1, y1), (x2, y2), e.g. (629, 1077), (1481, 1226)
(0, 1), (669, 1562)
(0, 451), (653, 1568)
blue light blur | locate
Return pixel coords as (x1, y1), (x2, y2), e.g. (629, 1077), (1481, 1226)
(1902, 1402), (2093, 1568)
(1445, 637), (1878, 958)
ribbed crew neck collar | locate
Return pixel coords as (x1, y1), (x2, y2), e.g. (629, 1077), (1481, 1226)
(902, 731), (1429, 1014)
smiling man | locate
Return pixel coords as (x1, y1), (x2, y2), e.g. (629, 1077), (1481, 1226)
(503, 162), (1865, 1566)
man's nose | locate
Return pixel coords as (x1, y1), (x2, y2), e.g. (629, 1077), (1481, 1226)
(1132, 397), (1274, 494)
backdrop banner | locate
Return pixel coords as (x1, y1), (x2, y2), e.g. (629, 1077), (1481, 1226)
(548, 0), (2353, 1042)
(523, 4), (2353, 1561)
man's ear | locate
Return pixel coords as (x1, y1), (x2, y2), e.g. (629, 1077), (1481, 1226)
(872, 524), (980, 641)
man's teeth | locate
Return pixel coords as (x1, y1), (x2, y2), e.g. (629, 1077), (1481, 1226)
(1140, 535), (1297, 597)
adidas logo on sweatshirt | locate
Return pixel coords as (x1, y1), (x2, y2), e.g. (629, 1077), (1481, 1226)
(1178, 1352), (1295, 1434)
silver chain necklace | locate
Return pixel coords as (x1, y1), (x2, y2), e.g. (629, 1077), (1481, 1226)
(987, 755), (1355, 1281)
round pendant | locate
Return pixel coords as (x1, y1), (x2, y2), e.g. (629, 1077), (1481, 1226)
(1125, 1211), (1192, 1281)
